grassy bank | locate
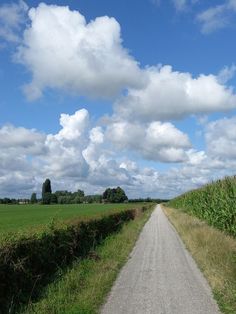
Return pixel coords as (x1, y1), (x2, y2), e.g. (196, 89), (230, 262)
(168, 176), (236, 237)
(163, 205), (236, 314)
(1, 207), (146, 314)
(20, 206), (154, 314)
(0, 203), (142, 235)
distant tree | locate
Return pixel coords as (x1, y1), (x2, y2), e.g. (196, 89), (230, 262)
(42, 179), (52, 195)
(30, 193), (37, 204)
(50, 193), (58, 204)
(42, 179), (52, 204)
(76, 189), (85, 197)
(102, 187), (128, 203)
(42, 193), (51, 205)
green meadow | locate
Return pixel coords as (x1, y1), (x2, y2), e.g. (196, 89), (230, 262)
(0, 203), (139, 235)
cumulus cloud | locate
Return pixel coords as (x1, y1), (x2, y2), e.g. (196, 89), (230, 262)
(15, 3), (144, 100)
(0, 124), (46, 197)
(197, 1), (236, 34)
(3, 2), (235, 123)
(2, 110), (236, 199)
(115, 65), (236, 121)
(55, 109), (89, 142)
(106, 119), (191, 162)
(0, 108), (192, 198)
(0, 0), (28, 43)
(206, 116), (236, 160)
(0, 124), (46, 154)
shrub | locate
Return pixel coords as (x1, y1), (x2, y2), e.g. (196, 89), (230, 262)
(0, 209), (136, 313)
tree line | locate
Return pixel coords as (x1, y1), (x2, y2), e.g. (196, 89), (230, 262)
(40, 179), (128, 204)
(0, 178), (167, 205)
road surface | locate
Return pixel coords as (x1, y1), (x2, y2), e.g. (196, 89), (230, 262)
(101, 205), (220, 314)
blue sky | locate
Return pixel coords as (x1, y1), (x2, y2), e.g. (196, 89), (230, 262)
(1, 0), (236, 198)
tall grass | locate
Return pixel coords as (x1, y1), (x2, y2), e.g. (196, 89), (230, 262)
(163, 206), (236, 314)
(169, 176), (236, 237)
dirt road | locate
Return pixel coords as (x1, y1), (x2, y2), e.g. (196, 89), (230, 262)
(101, 205), (220, 314)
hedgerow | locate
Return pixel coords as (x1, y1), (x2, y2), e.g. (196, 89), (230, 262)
(0, 209), (136, 313)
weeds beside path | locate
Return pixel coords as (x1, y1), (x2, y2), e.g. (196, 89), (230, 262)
(163, 205), (236, 314)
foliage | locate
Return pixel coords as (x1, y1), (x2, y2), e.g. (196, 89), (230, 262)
(103, 187), (128, 203)
(42, 179), (52, 204)
(55, 190), (88, 204)
(169, 176), (236, 237)
(42, 178), (52, 194)
(22, 205), (154, 314)
(0, 209), (137, 313)
(30, 193), (37, 204)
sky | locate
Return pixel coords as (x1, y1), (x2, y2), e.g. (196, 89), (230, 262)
(1, 0), (236, 199)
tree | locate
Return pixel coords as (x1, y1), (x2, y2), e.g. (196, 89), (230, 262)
(30, 193), (37, 204)
(50, 193), (58, 204)
(102, 187), (128, 203)
(42, 179), (52, 204)
(42, 193), (51, 205)
(76, 189), (85, 197)
(42, 179), (52, 195)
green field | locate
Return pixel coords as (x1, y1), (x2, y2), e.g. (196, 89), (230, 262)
(169, 176), (236, 237)
(0, 203), (140, 235)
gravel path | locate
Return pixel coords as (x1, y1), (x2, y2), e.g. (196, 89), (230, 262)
(101, 205), (221, 314)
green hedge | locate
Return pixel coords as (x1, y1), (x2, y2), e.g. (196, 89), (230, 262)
(0, 209), (136, 313)
(169, 176), (236, 237)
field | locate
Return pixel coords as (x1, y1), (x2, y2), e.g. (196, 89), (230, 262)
(168, 176), (236, 237)
(0, 203), (153, 313)
(0, 203), (140, 235)
(21, 206), (154, 314)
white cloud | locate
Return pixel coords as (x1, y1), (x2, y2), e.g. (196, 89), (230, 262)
(15, 3), (144, 100)
(106, 120), (191, 162)
(197, 1), (236, 34)
(206, 116), (236, 160)
(0, 0), (28, 43)
(115, 65), (236, 121)
(0, 124), (46, 155)
(0, 108), (192, 198)
(2, 111), (236, 199)
(217, 64), (236, 84)
(55, 109), (89, 142)
(197, 4), (228, 34)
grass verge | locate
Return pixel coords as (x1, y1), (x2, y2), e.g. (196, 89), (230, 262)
(20, 206), (154, 314)
(163, 205), (236, 314)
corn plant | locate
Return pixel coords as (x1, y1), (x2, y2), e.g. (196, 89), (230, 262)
(169, 176), (236, 237)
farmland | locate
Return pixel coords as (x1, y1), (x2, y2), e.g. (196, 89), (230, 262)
(168, 176), (236, 237)
(0, 203), (141, 235)
(0, 203), (153, 313)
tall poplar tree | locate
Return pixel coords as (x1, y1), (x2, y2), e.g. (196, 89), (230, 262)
(42, 178), (52, 204)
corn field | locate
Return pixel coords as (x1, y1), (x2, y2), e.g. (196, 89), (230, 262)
(169, 176), (236, 237)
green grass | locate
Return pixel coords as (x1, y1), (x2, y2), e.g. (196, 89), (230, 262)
(169, 176), (236, 237)
(0, 203), (141, 235)
(163, 205), (236, 314)
(20, 206), (154, 314)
